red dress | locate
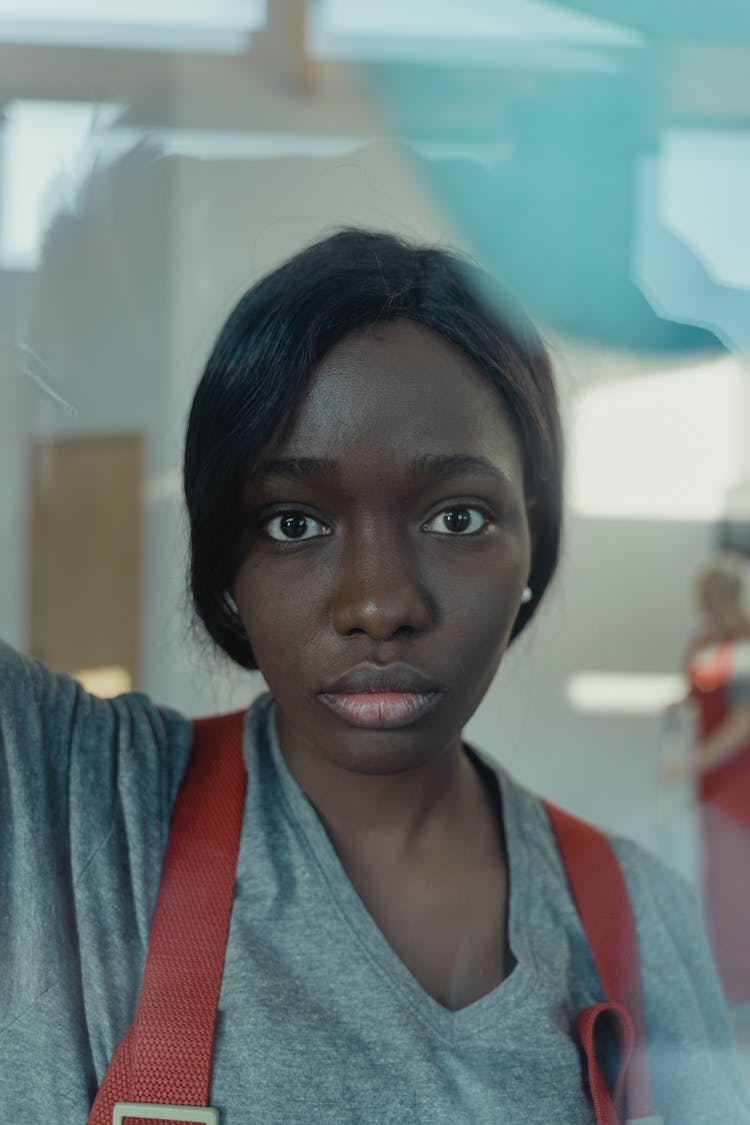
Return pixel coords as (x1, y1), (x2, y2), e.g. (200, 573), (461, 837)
(687, 640), (750, 1002)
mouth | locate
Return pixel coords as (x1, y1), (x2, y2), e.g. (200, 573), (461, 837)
(317, 663), (443, 730)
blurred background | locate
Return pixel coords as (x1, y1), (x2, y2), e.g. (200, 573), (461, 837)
(1, 0), (750, 1001)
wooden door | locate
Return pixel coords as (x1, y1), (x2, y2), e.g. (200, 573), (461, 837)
(29, 433), (144, 694)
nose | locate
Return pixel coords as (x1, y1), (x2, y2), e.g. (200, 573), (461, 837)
(330, 525), (432, 641)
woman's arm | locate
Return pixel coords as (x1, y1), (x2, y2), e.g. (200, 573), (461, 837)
(0, 639), (190, 1028)
(663, 702), (750, 781)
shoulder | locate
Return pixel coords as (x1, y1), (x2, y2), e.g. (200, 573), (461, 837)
(608, 833), (716, 976)
(0, 641), (195, 1033)
(480, 754), (725, 1012)
(493, 758), (717, 977)
(489, 762), (749, 1117)
(0, 635), (67, 719)
(610, 834), (749, 1116)
(0, 638), (193, 861)
(0, 636), (190, 760)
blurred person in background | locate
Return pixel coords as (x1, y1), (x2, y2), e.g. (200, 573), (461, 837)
(664, 551), (750, 1006)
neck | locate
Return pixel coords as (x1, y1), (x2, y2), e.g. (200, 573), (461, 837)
(275, 719), (488, 860)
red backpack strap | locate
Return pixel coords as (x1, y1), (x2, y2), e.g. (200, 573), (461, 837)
(542, 800), (659, 1125)
(88, 710), (247, 1125)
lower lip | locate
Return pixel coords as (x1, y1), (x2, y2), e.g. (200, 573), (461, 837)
(318, 691), (441, 729)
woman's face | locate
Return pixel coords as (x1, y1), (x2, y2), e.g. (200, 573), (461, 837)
(233, 319), (533, 775)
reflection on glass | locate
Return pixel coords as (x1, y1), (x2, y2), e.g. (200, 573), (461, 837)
(0, 100), (121, 270)
(569, 355), (750, 521)
(1, 1), (750, 1114)
(0, 0), (266, 52)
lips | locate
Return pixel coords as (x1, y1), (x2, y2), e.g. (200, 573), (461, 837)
(318, 663), (443, 729)
(322, 663), (438, 696)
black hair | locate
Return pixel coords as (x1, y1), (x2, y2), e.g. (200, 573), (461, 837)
(184, 228), (563, 668)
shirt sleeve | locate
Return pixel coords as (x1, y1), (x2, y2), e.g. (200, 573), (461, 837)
(613, 836), (750, 1123)
(0, 638), (191, 1032)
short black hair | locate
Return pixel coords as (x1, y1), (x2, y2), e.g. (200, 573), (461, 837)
(184, 228), (563, 668)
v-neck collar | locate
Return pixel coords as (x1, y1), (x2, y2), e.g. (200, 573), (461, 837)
(257, 697), (535, 1044)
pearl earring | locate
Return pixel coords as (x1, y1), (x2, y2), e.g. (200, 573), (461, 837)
(521, 586), (533, 604)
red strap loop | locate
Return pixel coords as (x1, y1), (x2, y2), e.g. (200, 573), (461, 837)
(543, 800), (655, 1123)
(577, 1001), (635, 1125)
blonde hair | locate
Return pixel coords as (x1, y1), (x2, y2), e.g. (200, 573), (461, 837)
(697, 551), (749, 610)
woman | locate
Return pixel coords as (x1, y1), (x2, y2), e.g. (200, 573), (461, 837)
(1, 229), (747, 1122)
(665, 553), (750, 1004)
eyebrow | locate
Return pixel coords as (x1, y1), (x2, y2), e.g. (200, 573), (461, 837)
(249, 453), (512, 486)
(410, 453), (513, 486)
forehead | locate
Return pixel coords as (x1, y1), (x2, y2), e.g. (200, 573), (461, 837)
(275, 320), (523, 475)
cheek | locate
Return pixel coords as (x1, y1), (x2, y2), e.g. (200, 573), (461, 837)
(233, 558), (326, 675)
(446, 589), (517, 668)
(449, 536), (530, 647)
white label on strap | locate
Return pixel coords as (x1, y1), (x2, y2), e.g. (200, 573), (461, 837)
(112, 1103), (219, 1124)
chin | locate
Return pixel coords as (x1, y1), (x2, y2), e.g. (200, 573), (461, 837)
(321, 713), (463, 775)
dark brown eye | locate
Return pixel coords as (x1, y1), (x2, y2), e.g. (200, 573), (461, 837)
(424, 506), (488, 535)
(281, 515), (308, 539)
(263, 512), (330, 542)
(444, 509), (471, 533)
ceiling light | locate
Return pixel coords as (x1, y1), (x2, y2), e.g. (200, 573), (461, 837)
(567, 672), (685, 714)
(0, 0), (266, 53)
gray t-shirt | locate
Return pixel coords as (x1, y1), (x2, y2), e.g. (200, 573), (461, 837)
(1, 639), (748, 1123)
